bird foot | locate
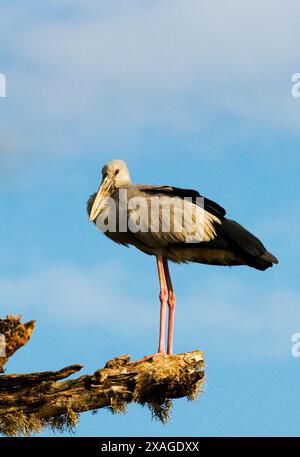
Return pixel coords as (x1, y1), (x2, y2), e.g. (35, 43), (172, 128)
(129, 352), (167, 364)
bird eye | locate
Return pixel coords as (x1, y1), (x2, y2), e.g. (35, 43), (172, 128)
(115, 169), (120, 175)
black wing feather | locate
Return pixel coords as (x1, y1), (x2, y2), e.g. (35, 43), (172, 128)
(218, 219), (266, 257)
(141, 185), (226, 219)
(217, 218), (278, 270)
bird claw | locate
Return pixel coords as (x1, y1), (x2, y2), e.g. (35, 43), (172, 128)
(129, 352), (167, 364)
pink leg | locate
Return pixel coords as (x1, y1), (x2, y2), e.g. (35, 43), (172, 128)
(157, 256), (168, 354)
(130, 256), (167, 364)
(163, 258), (176, 355)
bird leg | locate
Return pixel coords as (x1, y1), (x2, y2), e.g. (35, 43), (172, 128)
(163, 258), (176, 355)
(157, 255), (168, 354)
(129, 256), (167, 364)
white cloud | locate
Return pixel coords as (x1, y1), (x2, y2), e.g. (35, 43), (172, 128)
(19, 1), (300, 87)
(1, 0), (300, 170)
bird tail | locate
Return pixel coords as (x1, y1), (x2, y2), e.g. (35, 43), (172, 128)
(218, 218), (279, 271)
(248, 251), (279, 271)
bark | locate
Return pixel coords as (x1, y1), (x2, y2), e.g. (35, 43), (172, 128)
(0, 316), (205, 436)
(0, 316), (35, 373)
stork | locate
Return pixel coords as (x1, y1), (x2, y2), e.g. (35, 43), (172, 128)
(88, 159), (278, 358)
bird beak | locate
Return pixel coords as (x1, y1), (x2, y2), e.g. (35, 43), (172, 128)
(89, 175), (113, 222)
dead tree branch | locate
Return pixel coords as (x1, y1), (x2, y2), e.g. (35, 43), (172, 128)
(0, 316), (205, 436)
(0, 316), (35, 373)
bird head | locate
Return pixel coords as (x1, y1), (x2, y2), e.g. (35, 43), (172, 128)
(89, 159), (131, 222)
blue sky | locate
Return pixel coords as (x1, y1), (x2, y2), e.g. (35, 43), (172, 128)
(0, 0), (300, 436)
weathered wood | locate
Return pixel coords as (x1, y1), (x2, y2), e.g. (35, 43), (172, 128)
(0, 316), (205, 437)
(0, 316), (35, 373)
(0, 364), (83, 390)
